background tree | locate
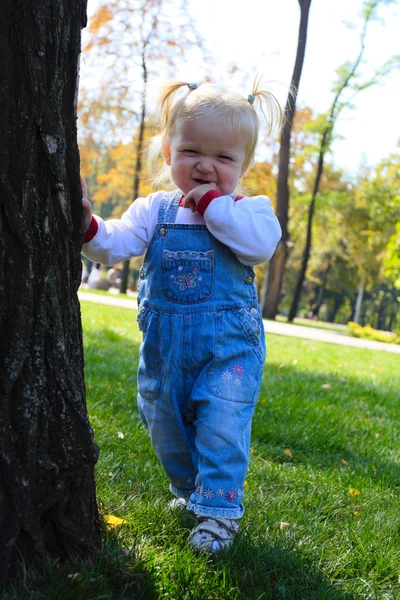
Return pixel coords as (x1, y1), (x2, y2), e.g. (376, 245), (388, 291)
(0, 0), (100, 583)
(262, 0), (312, 319)
(288, 0), (400, 323)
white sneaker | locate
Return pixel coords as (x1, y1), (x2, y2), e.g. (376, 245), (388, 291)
(189, 517), (239, 553)
(168, 497), (188, 511)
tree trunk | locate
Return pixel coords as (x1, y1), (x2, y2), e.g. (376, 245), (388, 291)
(353, 282), (365, 324)
(287, 132), (328, 323)
(0, 0), (101, 584)
(309, 261), (331, 319)
(262, 0), (312, 319)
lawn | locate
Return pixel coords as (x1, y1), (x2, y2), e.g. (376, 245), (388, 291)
(4, 301), (400, 600)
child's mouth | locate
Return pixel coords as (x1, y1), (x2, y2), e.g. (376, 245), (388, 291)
(194, 179), (212, 185)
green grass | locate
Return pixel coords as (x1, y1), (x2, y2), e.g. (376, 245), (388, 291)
(4, 302), (400, 599)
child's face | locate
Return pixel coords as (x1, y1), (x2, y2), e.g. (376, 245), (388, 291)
(164, 115), (247, 196)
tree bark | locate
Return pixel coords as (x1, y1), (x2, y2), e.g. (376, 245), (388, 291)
(262, 0), (312, 319)
(0, 0), (101, 584)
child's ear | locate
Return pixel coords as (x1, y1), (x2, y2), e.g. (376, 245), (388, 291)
(162, 140), (171, 166)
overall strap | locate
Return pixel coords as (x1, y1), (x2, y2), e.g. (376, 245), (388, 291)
(157, 190), (182, 224)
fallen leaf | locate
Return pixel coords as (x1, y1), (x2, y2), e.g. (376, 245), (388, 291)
(283, 449), (293, 458)
(103, 514), (126, 528)
(68, 573), (82, 581)
(340, 458), (348, 465)
(279, 522), (291, 530)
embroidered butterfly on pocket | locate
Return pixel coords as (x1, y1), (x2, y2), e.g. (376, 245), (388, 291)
(173, 270), (197, 290)
(162, 250), (213, 304)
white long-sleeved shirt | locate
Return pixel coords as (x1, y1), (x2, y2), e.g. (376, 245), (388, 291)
(82, 190), (282, 267)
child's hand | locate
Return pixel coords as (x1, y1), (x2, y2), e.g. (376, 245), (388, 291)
(80, 175), (92, 232)
(183, 183), (218, 213)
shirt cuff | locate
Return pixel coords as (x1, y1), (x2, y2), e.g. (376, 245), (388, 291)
(84, 217), (99, 243)
(196, 190), (222, 216)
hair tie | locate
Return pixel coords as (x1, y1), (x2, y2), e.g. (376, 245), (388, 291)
(248, 93), (255, 105)
(188, 82), (198, 91)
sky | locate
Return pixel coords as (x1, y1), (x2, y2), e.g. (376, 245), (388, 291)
(82, 0), (400, 176)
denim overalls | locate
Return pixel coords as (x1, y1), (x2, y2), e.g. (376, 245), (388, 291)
(137, 190), (266, 519)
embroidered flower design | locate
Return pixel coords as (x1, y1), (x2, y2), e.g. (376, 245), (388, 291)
(193, 266), (199, 272)
(233, 378), (242, 387)
(222, 370), (233, 381)
(226, 490), (237, 502)
(174, 271), (197, 290)
(204, 488), (214, 499)
(232, 364), (245, 376)
(216, 488), (225, 497)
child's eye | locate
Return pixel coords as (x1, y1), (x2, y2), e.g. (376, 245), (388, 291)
(219, 155), (233, 161)
(183, 149), (198, 154)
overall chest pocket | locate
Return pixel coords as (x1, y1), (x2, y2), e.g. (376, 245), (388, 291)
(162, 250), (214, 304)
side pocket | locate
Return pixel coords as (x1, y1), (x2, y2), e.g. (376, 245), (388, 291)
(232, 307), (266, 364)
(137, 307), (162, 402)
(207, 310), (265, 404)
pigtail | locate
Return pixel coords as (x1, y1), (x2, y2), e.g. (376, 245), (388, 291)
(249, 75), (284, 138)
(157, 81), (193, 130)
(147, 81), (196, 189)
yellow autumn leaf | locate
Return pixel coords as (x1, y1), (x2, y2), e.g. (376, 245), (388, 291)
(103, 514), (126, 528)
(349, 488), (360, 496)
(284, 449), (293, 458)
(279, 522), (291, 530)
(67, 573), (82, 581)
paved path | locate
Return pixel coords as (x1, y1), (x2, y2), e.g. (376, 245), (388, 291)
(78, 291), (400, 355)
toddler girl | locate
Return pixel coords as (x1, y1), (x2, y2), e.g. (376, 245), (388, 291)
(82, 79), (283, 553)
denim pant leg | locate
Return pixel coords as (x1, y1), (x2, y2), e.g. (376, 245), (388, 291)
(187, 393), (256, 519)
(138, 390), (198, 498)
(137, 311), (198, 499)
(186, 310), (265, 519)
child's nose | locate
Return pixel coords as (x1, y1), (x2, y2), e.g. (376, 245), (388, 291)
(196, 157), (214, 172)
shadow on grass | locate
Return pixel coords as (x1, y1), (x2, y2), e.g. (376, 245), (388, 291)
(220, 536), (357, 600)
(1, 532), (157, 600)
(252, 362), (400, 488)
(169, 509), (356, 600)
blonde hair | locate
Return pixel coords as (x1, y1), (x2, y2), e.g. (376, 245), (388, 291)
(148, 76), (283, 189)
